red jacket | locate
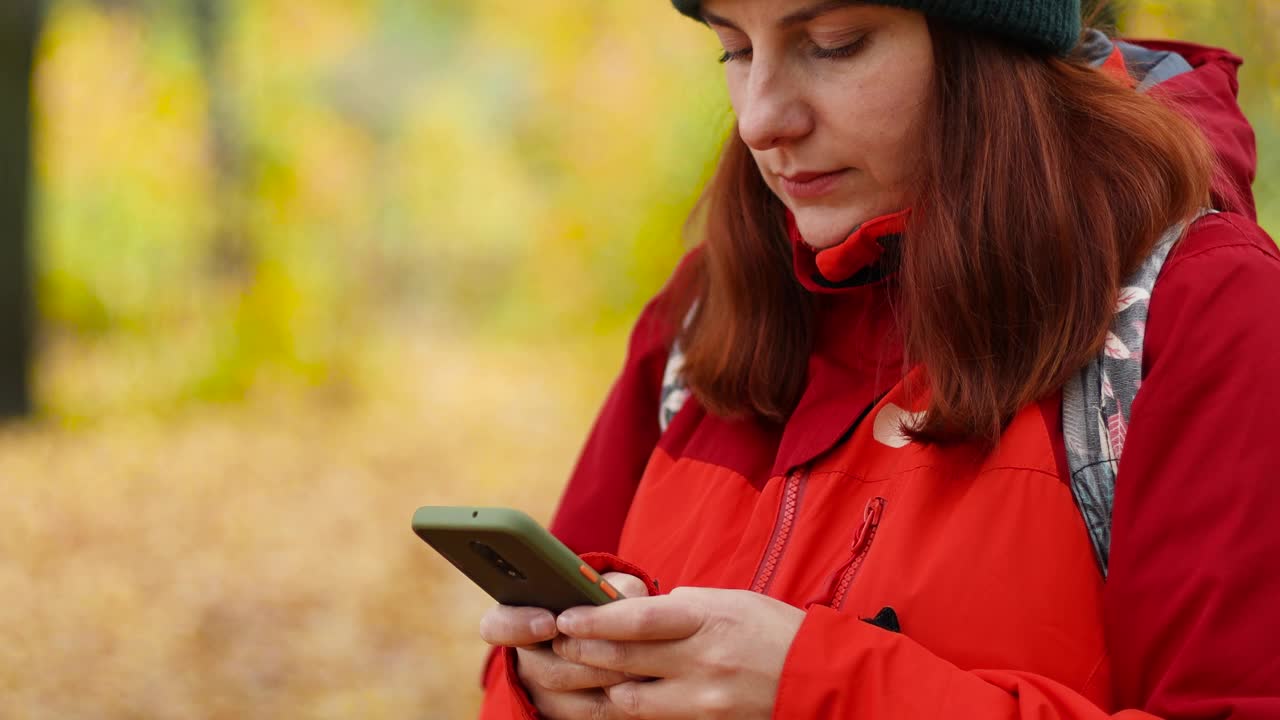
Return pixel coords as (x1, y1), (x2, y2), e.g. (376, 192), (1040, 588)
(479, 41), (1280, 719)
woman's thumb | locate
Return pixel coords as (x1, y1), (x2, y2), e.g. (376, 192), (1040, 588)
(601, 572), (649, 599)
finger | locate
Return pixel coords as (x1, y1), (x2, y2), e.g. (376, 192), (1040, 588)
(516, 646), (632, 692)
(480, 605), (557, 647)
(607, 679), (713, 720)
(526, 687), (627, 720)
(557, 595), (704, 641)
(552, 635), (687, 679)
(601, 572), (649, 599)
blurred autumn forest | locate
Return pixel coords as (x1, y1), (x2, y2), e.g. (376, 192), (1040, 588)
(0, 1), (1275, 718)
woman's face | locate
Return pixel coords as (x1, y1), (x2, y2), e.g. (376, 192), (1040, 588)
(702, 0), (934, 249)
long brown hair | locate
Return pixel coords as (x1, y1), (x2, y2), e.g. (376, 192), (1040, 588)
(672, 21), (1215, 445)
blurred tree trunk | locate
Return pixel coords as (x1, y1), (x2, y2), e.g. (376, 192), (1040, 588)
(0, 0), (41, 418)
(191, 0), (252, 283)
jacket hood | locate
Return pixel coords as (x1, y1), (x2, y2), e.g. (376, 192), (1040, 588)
(1088, 31), (1259, 220)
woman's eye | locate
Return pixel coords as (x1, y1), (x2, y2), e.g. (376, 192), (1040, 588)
(718, 48), (751, 64)
(717, 33), (867, 64)
(811, 35), (868, 60)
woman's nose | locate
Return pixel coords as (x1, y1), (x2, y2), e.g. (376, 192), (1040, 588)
(735, 62), (814, 151)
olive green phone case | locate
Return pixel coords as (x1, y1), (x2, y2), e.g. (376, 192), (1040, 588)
(411, 506), (619, 612)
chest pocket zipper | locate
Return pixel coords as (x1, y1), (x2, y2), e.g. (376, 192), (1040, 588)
(805, 496), (887, 609)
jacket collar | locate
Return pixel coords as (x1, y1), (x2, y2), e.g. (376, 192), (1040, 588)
(789, 209), (910, 293)
(770, 208), (910, 475)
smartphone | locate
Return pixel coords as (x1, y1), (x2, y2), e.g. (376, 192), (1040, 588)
(412, 506), (621, 612)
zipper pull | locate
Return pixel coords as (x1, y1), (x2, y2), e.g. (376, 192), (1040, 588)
(802, 497), (886, 609)
(848, 497), (885, 552)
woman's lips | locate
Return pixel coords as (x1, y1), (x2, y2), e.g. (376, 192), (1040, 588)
(779, 169), (850, 199)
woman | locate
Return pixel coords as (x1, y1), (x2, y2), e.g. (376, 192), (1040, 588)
(478, 1), (1279, 718)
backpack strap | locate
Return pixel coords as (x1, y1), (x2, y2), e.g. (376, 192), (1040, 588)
(659, 338), (690, 432)
(659, 303), (697, 432)
(1062, 210), (1215, 577)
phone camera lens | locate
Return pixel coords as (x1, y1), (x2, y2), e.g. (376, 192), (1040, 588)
(469, 541), (527, 581)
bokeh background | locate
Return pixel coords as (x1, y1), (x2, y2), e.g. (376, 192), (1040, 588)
(0, 1), (1275, 717)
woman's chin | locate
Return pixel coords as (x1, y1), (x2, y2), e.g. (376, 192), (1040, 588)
(792, 202), (899, 251)
(792, 214), (856, 251)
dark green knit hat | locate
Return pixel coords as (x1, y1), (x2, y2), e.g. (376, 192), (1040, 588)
(670, 0), (1083, 55)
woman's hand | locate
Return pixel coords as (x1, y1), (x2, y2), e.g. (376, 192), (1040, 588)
(479, 573), (650, 719)
(552, 587), (806, 720)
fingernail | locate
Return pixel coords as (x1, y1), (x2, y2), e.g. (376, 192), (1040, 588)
(557, 610), (581, 634)
(530, 615), (555, 638)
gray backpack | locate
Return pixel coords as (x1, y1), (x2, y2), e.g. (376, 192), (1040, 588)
(1063, 211), (1211, 575)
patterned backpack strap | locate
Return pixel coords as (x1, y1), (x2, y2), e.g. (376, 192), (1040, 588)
(659, 304), (697, 432)
(1062, 210), (1215, 577)
(660, 339), (690, 432)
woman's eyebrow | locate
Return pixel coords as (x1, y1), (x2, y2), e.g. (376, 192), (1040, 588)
(703, 0), (859, 31)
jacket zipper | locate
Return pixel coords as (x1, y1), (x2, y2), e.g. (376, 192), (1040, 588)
(749, 469), (808, 595)
(805, 496), (886, 610)
(832, 496), (886, 609)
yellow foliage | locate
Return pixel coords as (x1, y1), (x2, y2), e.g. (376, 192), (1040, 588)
(5, 331), (621, 717)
